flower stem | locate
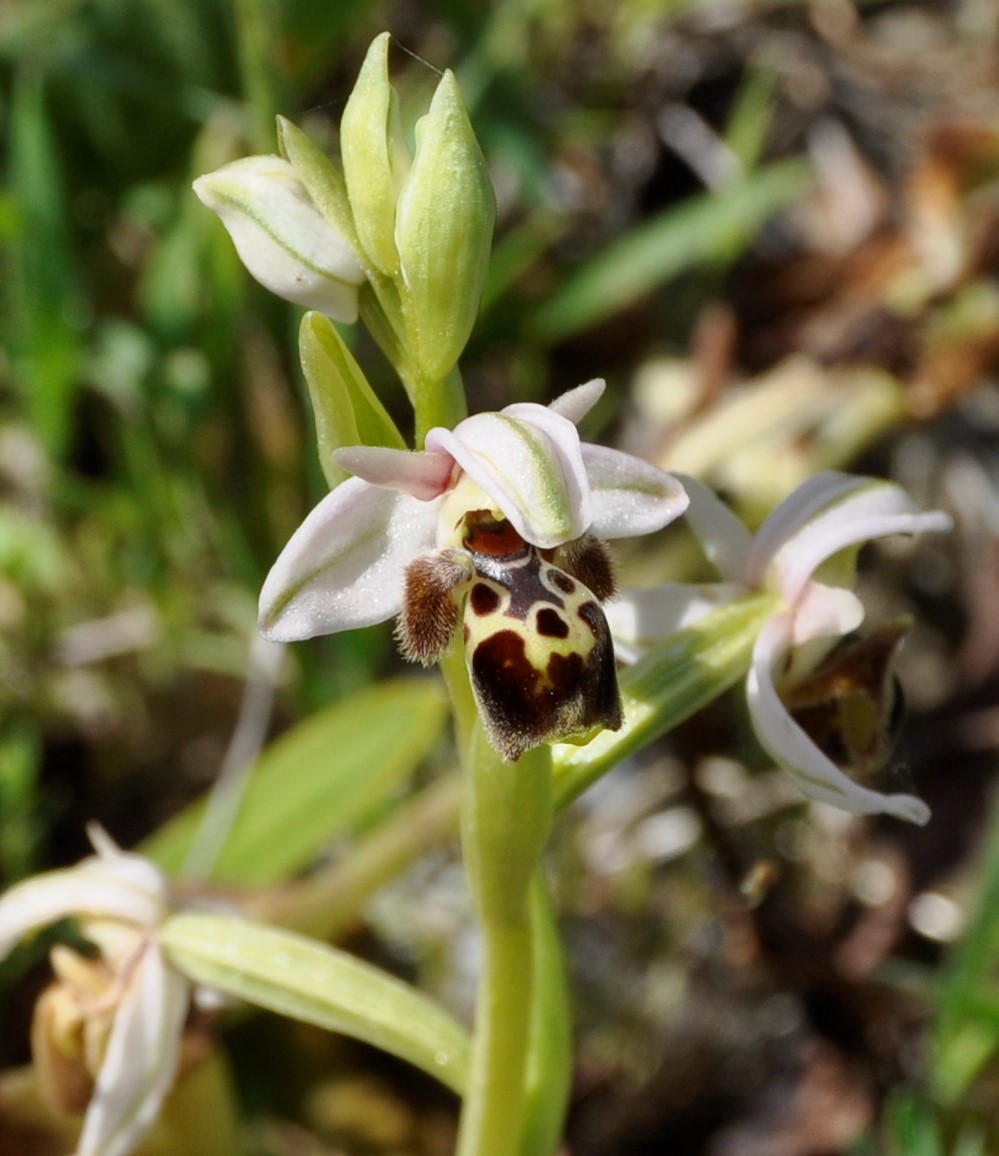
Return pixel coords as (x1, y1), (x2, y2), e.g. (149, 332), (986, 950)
(443, 646), (553, 1156)
(457, 915), (536, 1156)
(413, 364), (467, 447)
(233, 0), (285, 153)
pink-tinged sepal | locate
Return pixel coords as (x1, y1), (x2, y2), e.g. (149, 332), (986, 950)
(333, 444), (455, 501)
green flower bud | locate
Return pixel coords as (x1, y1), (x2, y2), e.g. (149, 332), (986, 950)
(299, 311), (406, 488)
(395, 70), (496, 384)
(340, 32), (411, 276)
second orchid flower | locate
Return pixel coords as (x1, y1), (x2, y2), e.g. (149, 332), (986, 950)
(606, 472), (951, 824)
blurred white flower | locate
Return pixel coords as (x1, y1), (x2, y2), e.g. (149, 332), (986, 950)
(0, 826), (193, 1156)
(606, 472), (952, 824)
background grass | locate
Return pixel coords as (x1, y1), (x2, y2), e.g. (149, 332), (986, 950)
(2, 1), (999, 1152)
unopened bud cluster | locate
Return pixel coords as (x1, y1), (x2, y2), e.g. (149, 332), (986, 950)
(195, 32), (495, 389)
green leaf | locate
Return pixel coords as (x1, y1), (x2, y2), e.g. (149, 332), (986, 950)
(882, 1092), (945, 1156)
(162, 912), (469, 1094)
(299, 311), (406, 488)
(143, 678), (447, 884)
(528, 159), (812, 345)
(933, 792), (999, 1102)
(724, 58), (779, 173)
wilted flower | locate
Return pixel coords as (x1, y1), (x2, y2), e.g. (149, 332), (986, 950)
(259, 379), (688, 759)
(606, 472), (952, 823)
(193, 155), (366, 322)
(0, 827), (198, 1156)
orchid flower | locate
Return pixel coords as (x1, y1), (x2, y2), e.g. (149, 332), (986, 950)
(605, 472), (952, 824)
(0, 827), (198, 1156)
(193, 156), (366, 322)
(259, 379), (688, 759)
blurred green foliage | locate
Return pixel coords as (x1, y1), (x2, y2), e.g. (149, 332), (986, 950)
(1, 0), (996, 1150)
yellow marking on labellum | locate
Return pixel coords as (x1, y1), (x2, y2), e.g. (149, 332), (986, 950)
(460, 510), (621, 761)
(399, 506), (622, 761)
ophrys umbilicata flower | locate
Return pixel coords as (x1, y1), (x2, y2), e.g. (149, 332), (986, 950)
(0, 827), (204, 1156)
(259, 379), (688, 760)
(606, 472), (952, 823)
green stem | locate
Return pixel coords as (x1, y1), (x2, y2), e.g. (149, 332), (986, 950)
(413, 363), (468, 447)
(458, 916), (536, 1156)
(521, 875), (572, 1156)
(233, 0), (285, 152)
(447, 653), (553, 1156)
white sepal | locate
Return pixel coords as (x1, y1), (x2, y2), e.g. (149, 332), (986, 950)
(258, 478), (440, 641)
(0, 839), (166, 960)
(194, 156), (366, 321)
(76, 942), (190, 1156)
(675, 474), (753, 582)
(748, 472), (954, 603)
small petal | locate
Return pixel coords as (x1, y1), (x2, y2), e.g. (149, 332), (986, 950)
(258, 478), (439, 641)
(604, 583), (746, 662)
(536, 378), (605, 424)
(790, 581), (865, 648)
(77, 944), (189, 1156)
(747, 614), (931, 824)
(86, 825), (168, 899)
(427, 407), (591, 548)
(581, 445), (688, 539)
(747, 473), (953, 603)
(0, 854), (166, 959)
(333, 444), (454, 501)
(194, 156), (365, 321)
(676, 474), (754, 582)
